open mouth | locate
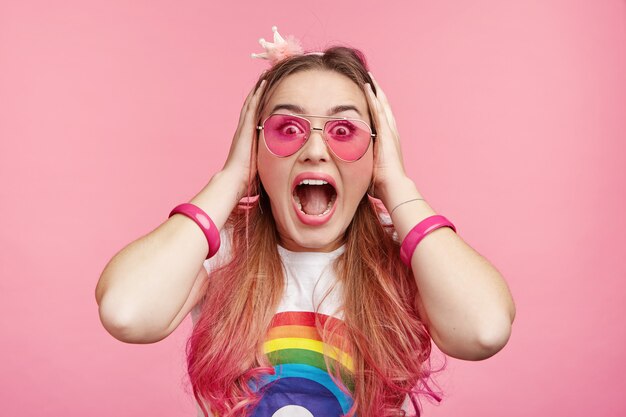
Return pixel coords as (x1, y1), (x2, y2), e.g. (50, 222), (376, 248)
(292, 179), (338, 217)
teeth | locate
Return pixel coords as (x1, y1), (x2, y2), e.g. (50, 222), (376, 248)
(317, 200), (333, 216)
(293, 194), (302, 210)
(299, 179), (328, 186)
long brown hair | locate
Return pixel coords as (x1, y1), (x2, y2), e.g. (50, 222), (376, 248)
(186, 47), (443, 417)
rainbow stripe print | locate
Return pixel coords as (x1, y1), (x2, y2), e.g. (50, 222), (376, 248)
(250, 311), (355, 417)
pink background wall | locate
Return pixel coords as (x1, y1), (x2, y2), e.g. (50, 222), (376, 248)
(1, 0), (625, 415)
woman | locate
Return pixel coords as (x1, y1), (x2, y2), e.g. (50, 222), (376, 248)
(96, 27), (515, 417)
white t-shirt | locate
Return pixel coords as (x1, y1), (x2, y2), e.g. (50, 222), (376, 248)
(190, 233), (414, 416)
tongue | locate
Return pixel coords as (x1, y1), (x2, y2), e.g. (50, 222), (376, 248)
(299, 186), (330, 215)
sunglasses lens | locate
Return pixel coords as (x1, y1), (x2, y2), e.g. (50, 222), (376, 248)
(262, 114), (373, 161)
(262, 114), (309, 157)
(325, 120), (372, 161)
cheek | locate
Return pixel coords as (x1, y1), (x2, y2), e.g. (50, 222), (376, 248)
(341, 153), (374, 202)
(257, 148), (287, 198)
(354, 159), (373, 177)
(351, 153), (374, 186)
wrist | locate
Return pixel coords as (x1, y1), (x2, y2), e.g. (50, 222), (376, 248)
(378, 175), (422, 211)
(217, 167), (251, 200)
(189, 170), (244, 228)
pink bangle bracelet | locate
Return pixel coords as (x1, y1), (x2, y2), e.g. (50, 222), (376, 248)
(400, 215), (456, 267)
(168, 203), (221, 259)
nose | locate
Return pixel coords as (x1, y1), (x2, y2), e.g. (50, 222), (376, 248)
(299, 126), (330, 162)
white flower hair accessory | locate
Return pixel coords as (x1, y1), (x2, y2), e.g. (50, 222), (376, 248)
(250, 26), (305, 66)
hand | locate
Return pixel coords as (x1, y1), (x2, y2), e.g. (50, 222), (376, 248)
(363, 72), (410, 204)
(222, 79), (267, 198)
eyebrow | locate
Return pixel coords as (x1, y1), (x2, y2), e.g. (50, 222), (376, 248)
(270, 103), (363, 117)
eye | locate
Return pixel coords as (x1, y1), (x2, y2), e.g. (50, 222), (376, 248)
(281, 123), (304, 136)
(273, 117), (307, 138)
(328, 121), (357, 140)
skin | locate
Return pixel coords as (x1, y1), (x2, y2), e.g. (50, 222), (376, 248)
(256, 69), (374, 252)
(217, 68), (516, 360)
(95, 63), (515, 359)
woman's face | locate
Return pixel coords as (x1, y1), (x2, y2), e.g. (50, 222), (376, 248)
(257, 69), (374, 252)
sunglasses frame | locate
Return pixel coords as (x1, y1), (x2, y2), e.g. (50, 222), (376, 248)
(256, 113), (376, 162)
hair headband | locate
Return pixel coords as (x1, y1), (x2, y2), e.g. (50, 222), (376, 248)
(251, 26), (322, 66)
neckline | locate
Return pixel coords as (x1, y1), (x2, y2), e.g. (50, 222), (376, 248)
(277, 244), (346, 263)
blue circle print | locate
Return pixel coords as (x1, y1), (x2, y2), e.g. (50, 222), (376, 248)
(250, 377), (344, 416)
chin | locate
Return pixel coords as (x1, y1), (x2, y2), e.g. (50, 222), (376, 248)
(270, 196), (354, 252)
(283, 223), (346, 252)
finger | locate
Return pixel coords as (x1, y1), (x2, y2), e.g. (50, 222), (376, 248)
(364, 83), (379, 130)
(368, 72), (399, 134)
(234, 80), (266, 140)
(237, 80), (266, 131)
(246, 79), (266, 111)
(365, 82), (406, 168)
(368, 72), (393, 113)
(238, 83), (258, 120)
(364, 83), (390, 158)
(368, 72), (387, 103)
(241, 79), (267, 131)
(365, 82), (390, 135)
(367, 79), (388, 127)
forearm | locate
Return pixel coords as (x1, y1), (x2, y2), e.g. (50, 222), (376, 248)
(95, 169), (240, 342)
(381, 176), (516, 360)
